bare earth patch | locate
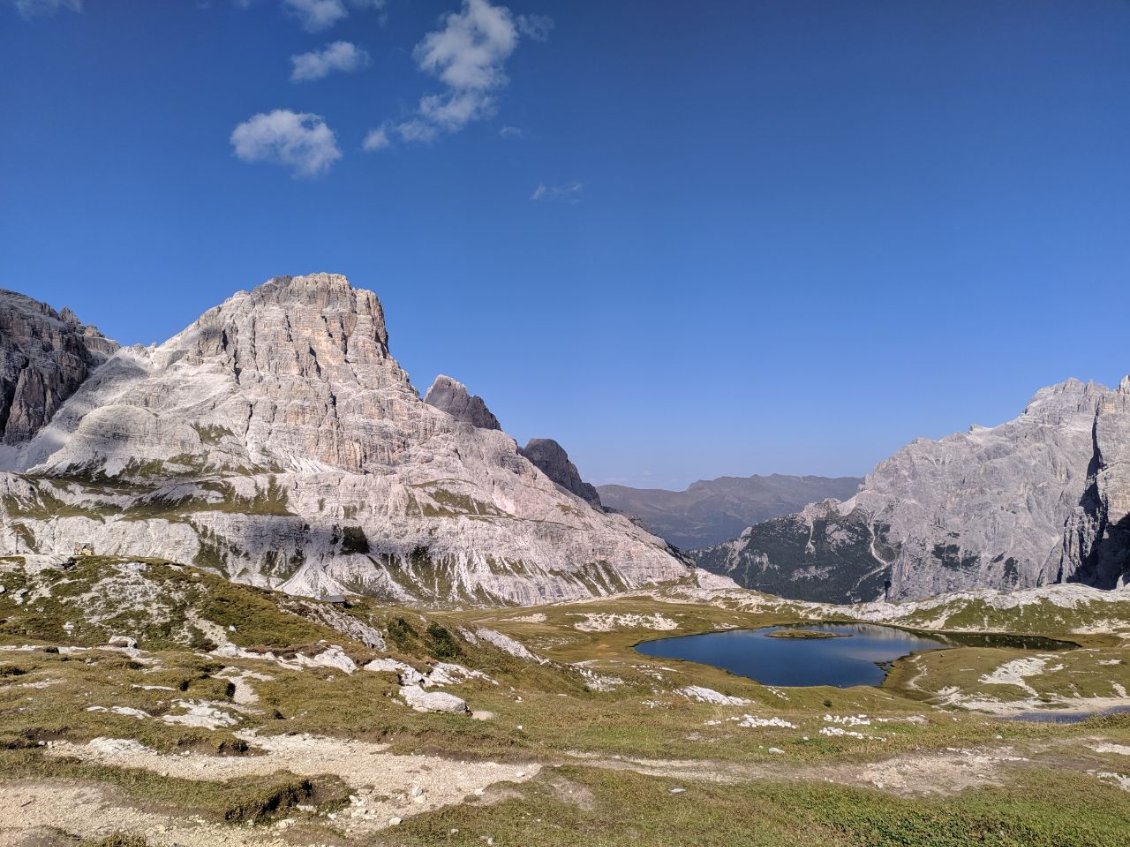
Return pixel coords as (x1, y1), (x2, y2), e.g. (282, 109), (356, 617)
(45, 730), (539, 837)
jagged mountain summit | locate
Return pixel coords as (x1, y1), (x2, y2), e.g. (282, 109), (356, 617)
(423, 375), (604, 511)
(598, 474), (863, 550)
(693, 378), (1130, 603)
(518, 438), (603, 510)
(423, 375), (501, 431)
(0, 274), (689, 604)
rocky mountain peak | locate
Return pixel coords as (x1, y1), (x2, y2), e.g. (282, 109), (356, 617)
(519, 438), (602, 510)
(171, 273), (392, 377)
(423, 375), (502, 430)
(1020, 378), (1106, 424)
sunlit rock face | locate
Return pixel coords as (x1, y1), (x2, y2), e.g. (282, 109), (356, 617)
(695, 379), (1130, 602)
(0, 274), (687, 604)
(0, 290), (117, 446)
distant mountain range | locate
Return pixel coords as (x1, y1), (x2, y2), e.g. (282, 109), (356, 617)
(597, 475), (863, 550)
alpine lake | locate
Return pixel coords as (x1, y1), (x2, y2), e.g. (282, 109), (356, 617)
(634, 622), (1076, 688)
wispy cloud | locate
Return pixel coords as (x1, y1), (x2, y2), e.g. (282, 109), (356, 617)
(517, 13), (553, 41)
(362, 127), (391, 151)
(230, 109), (341, 177)
(283, 0), (347, 31)
(291, 41), (370, 82)
(531, 182), (583, 203)
(279, 0), (383, 32)
(393, 120), (438, 143)
(369, 0), (550, 148)
(12, 0), (81, 19)
(499, 125), (524, 139)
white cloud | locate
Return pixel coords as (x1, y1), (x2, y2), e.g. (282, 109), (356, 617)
(13, 0), (81, 19)
(376, 0), (515, 144)
(362, 127), (391, 151)
(531, 182), (583, 203)
(283, 0), (347, 31)
(414, 0), (518, 92)
(370, 0), (549, 150)
(517, 13), (553, 41)
(499, 125), (523, 139)
(230, 109), (342, 177)
(291, 41), (371, 82)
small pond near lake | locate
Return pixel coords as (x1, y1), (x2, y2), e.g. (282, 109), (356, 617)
(634, 623), (1075, 688)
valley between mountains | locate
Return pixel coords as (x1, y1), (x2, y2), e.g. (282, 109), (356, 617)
(1, 275), (1128, 846)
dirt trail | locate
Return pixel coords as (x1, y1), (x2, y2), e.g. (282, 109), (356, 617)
(568, 739), (1118, 796)
(41, 731), (538, 840)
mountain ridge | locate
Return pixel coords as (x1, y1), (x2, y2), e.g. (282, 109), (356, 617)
(0, 274), (690, 605)
(598, 474), (863, 549)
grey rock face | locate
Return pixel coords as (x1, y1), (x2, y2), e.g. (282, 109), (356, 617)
(519, 438), (602, 509)
(598, 474), (863, 550)
(0, 291), (117, 445)
(0, 274), (686, 605)
(695, 378), (1130, 602)
(1061, 377), (1130, 589)
(423, 375), (501, 430)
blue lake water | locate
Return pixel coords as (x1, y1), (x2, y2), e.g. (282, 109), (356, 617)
(634, 623), (950, 688)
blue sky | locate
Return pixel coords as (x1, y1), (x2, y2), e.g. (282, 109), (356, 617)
(2, 0), (1129, 489)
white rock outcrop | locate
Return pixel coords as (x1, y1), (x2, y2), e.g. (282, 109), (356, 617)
(400, 685), (469, 714)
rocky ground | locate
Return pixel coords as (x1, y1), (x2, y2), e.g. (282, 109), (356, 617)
(0, 556), (1128, 845)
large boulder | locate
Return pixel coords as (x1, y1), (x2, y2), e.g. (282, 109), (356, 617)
(400, 685), (469, 714)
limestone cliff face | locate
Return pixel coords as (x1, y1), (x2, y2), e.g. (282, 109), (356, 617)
(424, 375), (502, 431)
(0, 274), (686, 604)
(0, 291), (117, 446)
(1061, 377), (1130, 589)
(519, 438), (602, 510)
(695, 379), (1130, 602)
